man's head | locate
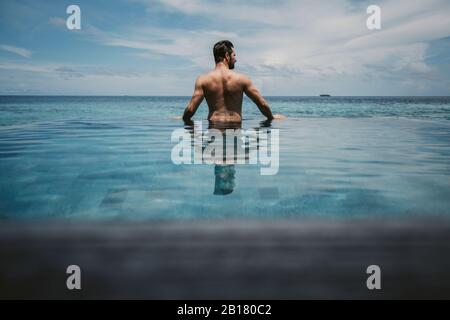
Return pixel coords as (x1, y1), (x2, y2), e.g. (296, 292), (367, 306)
(213, 40), (236, 69)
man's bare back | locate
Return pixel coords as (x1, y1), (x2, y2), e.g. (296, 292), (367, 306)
(182, 40), (283, 123)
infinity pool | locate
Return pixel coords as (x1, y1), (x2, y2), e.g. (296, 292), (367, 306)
(1, 96), (449, 220)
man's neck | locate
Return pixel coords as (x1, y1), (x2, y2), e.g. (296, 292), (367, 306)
(215, 62), (229, 70)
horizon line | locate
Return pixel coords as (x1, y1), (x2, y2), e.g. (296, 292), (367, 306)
(1, 95), (449, 98)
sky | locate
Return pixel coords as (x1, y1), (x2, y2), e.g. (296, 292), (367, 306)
(0, 0), (449, 96)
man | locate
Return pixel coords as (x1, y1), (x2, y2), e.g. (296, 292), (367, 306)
(182, 40), (284, 123)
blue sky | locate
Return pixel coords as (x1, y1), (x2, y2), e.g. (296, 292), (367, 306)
(0, 0), (449, 95)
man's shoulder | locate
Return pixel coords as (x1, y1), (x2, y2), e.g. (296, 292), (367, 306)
(197, 71), (217, 83)
(229, 70), (248, 79)
(230, 71), (251, 86)
(196, 73), (208, 82)
(197, 70), (251, 85)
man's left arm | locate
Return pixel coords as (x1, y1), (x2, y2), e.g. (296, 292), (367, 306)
(183, 77), (204, 122)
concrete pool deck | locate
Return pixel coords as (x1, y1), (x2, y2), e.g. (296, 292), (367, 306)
(1, 218), (450, 299)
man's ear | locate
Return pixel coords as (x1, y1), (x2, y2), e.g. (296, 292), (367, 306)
(225, 52), (230, 61)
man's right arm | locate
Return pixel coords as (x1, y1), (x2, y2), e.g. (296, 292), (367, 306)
(183, 76), (204, 122)
(242, 76), (274, 121)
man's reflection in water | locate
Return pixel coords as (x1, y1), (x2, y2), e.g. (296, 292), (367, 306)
(214, 164), (235, 195)
(208, 121), (241, 195)
(183, 119), (273, 195)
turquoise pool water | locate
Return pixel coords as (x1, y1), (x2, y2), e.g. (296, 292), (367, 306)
(1, 96), (449, 220)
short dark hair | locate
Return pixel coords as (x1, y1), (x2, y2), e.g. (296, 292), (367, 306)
(213, 40), (234, 63)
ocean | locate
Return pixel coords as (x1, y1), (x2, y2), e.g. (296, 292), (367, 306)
(1, 96), (449, 220)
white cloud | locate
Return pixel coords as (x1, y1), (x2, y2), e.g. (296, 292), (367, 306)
(132, 0), (450, 94)
(92, 2), (442, 91)
(48, 17), (66, 27)
(103, 28), (237, 57)
(0, 60), (195, 95)
(2, 0), (450, 95)
(0, 44), (32, 58)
